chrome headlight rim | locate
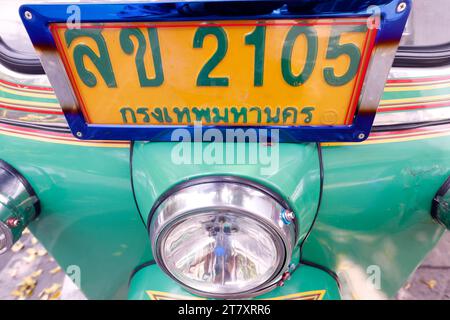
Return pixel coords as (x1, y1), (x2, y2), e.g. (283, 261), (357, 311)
(148, 176), (296, 299)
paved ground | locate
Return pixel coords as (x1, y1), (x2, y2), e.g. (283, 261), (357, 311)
(0, 230), (85, 300)
(397, 232), (450, 300)
(0, 230), (449, 300)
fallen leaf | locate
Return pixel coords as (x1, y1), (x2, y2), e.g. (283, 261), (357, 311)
(31, 237), (38, 245)
(31, 269), (43, 278)
(37, 249), (47, 257)
(22, 248), (39, 263)
(10, 272), (40, 300)
(49, 290), (62, 300)
(424, 279), (437, 290)
(11, 241), (24, 253)
(26, 248), (37, 255)
(8, 269), (18, 278)
(39, 283), (62, 300)
(50, 266), (62, 274)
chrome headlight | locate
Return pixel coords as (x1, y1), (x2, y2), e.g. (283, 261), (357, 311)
(149, 179), (296, 298)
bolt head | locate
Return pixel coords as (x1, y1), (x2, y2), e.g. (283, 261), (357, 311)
(281, 272), (291, 282)
(358, 133), (366, 140)
(76, 132), (82, 138)
(6, 218), (20, 228)
(281, 209), (295, 225)
(397, 2), (407, 13)
(24, 11), (32, 20)
(286, 210), (295, 221)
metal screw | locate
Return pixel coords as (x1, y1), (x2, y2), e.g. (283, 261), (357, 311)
(76, 132), (83, 138)
(358, 133), (366, 140)
(6, 218), (20, 228)
(281, 272), (291, 282)
(280, 209), (295, 225)
(397, 2), (407, 13)
(288, 263), (296, 272)
(24, 11), (33, 20)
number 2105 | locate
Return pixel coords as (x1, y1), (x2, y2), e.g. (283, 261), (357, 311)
(66, 24), (367, 89)
(191, 24), (366, 88)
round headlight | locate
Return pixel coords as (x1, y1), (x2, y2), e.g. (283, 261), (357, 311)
(149, 179), (296, 298)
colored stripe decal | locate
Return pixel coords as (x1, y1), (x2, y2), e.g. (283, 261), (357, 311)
(0, 122), (129, 148)
(0, 103), (64, 115)
(323, 123), (450, 146)
(383, 87), (450, 100)
(0, 89), (59, 104)
(0, 79), (53, 92)
(1, 74), (450, 146)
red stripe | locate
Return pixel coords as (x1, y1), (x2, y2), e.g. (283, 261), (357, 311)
(0, 123), (128, 145)
(0, 79), (53, 92)
(369, 129), (450, 140)
(370, 124), (450, 138)
(0, 122), (71, 137)
(0, 103), (63, 115)
(387, 75), (450, 84)
(345, 27), (376, 124)
(379, 101), (450, 112)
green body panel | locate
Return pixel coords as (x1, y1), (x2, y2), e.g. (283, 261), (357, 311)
(1, 68), (450, 299)
(304, 137), (449, 298)
(128, 263), (340, 300)
(0, 136), (151, 299)
(0, 132), (448, 299)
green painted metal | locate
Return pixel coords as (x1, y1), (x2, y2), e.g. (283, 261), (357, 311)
(1, 68), (450, 299)
(302, 136), (450, 298)
(132, 141), (321, 249)
(0, 131), (448, 299)
(128, 263), (340, 300)
(0, 136), (151, 299)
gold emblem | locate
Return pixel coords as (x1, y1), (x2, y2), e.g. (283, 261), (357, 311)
(146, 290), (326, 300)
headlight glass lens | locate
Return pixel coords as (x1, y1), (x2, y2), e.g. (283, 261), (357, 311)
(160, 212), (282, 295)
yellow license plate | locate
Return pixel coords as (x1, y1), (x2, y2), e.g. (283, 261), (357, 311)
(51, 19), (375, 127)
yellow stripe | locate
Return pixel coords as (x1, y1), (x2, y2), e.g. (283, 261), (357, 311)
(386, 79), (450, 88)
(0, 81), (53, 94)
(0, 129), (129, 148)
(378, 100), (450, 109)
(264, 290), (326, 300)
(0, 97), (60, 109)
(380, 93), (450, 106)
(384, 81), (450, 92)
(0, 85), (57, 100)
(146, 290), (205, 300)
